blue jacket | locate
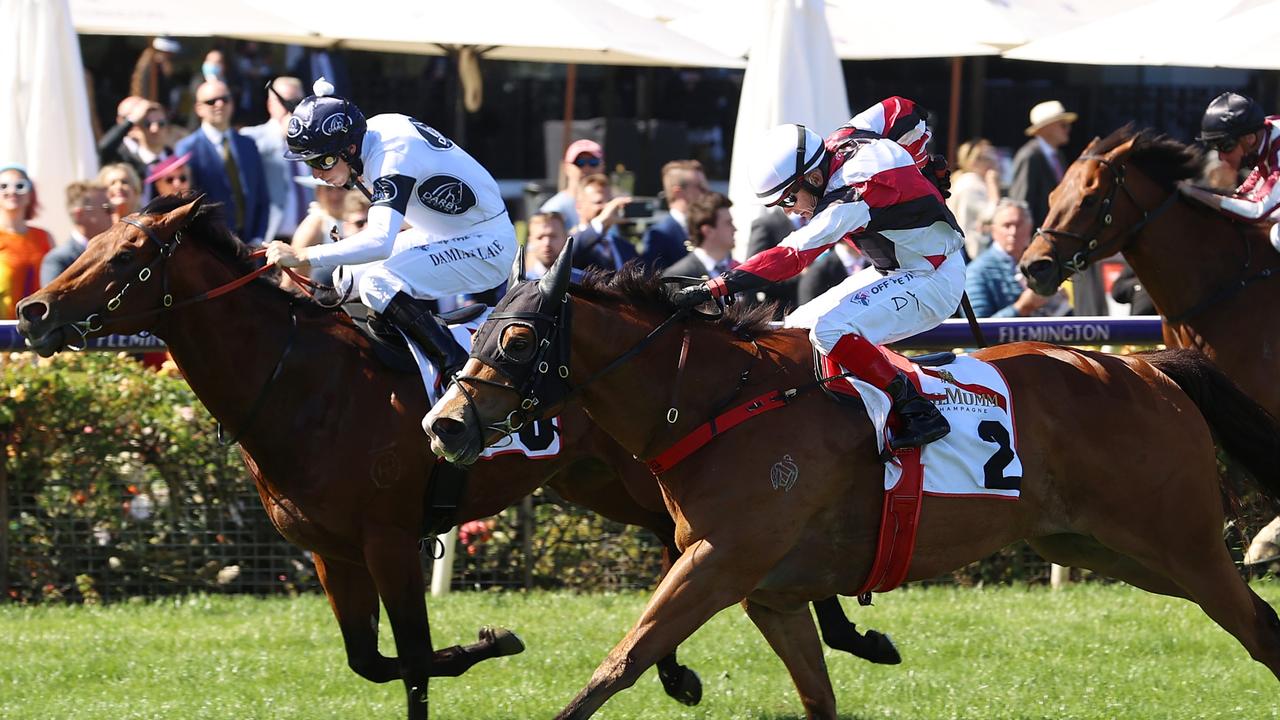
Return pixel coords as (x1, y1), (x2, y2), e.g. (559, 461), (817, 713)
(640, 213), (689, 270)
(964, 245), (1025, 318)
(175, 128), (269, 245)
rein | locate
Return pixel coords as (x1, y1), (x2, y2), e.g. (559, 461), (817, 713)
(1165, 222), (1280, 324)
(1034, 154), (1178, 278)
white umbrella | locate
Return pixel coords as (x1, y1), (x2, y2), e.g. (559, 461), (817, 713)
(302, 0), (744, 68)
(1004, 0), (1280, 68)
(71, 0), (329, 46)
(727, 0), (850, 258)
(1, 0), (98, 244)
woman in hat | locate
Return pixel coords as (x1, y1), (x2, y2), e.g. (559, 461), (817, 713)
(145, 152), (194, 198)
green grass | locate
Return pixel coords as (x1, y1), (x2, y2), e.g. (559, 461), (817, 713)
(1, 584), (1278, 719)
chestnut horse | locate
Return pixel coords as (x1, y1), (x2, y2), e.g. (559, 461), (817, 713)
(424, 243), (1280, 719)
(14, 195), (892, 719)
(1020, 126), (1280, 417)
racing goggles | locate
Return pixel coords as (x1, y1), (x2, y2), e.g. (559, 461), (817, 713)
(305, 154), (341, 171)
(769, 179), (804, 209)
(1207, 136), (1239, 154)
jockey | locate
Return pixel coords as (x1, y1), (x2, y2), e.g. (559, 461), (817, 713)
(265, 79), (517, 381)
(673, 97), (965, 451)
(1180, 92), (1280, 248)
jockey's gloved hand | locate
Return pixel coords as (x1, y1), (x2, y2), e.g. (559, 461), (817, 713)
(671, 283), (714, 309)
(924, 153), (952, 198)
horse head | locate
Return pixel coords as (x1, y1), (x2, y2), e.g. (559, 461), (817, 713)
(1020, 127), (1200, 296)
(16, 194), (213, 356)
(426, 238), (575, 465)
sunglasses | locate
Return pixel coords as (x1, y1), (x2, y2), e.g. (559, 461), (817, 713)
(573, 156), (602, 168)
(0, 180), (31, 194)
(200, 95), (231, 107)
(305, 154), (340, 171)
(161, 174), (190, 184)
(1209, 137), (1239, 154)
(146, 118), (168, 129)
(79, 202), (112, 212)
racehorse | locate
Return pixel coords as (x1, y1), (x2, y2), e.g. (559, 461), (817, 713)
(13, 195), (892, 720)
(424, 242), (1280, 719)
(1020, 126), (1280, 418)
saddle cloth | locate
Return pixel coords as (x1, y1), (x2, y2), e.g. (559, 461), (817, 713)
(823, 351), (1023, 499)
(405, 308), (562, 461)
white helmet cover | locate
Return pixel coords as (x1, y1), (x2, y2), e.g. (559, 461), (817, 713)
(748, 124), (826, 205)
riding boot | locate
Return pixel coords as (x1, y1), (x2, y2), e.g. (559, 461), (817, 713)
(382, 292), (469, 381)
(827, 334), (950, 451)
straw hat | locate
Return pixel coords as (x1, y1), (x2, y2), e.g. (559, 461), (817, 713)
(1025, 100), (1078, 136)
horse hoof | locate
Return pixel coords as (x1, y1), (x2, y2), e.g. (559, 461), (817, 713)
(659, 665), (702, 706)
(864, 631), (902, 665)
(479, 625), (526, 657)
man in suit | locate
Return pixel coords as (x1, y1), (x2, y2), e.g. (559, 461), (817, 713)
(175, 79), (269, 245)
(1009, 99), (1106, 315)
(746, 207), (802, 315)
(241, 77), (309, 242)
(641, 159), (707, 270)
(570, 174), (637, 271)
(662, 191), (736, 281)
(41, 181), (112, 286)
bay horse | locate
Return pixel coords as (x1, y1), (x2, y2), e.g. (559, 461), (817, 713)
(13, 195), (892, 719)
(1020, 126), (1280, 418)
(424, 242), (1280, 719)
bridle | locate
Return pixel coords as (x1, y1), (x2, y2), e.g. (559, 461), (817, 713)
(449, 282), (691, 447)
(1034, 153), (1179, 280)
(60, 210), (309, 446)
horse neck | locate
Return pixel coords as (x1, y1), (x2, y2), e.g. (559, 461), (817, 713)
(1125, 173), (1264, 321)
(567, 296), (800, 461)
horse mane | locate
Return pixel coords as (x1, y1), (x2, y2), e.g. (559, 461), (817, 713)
(1089, 125), (1205, 191)
(570, 263), (779, 339)
(140, 193), (338, 312)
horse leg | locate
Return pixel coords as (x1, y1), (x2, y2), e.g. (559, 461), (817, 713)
(313, 553), (399, 683)
(812, 596), (901, 664)
(742, 598), (837, 719)
(651, 540), (703, 706)
(362, 535), (435, 720)
(554, 537), (759, 720)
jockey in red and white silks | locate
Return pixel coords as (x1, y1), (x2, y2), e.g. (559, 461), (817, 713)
(673, 97), (964, 451)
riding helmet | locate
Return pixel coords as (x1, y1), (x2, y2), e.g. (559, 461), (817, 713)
(748, 124), (827, 206)
(1197, 92), (1265, 143)
(283, 78), (368, 161)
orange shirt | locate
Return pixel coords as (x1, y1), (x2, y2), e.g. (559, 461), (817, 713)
(0, 226), (52, 319)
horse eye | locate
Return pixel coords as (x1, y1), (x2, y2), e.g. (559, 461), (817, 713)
(507, 337), (529, 352)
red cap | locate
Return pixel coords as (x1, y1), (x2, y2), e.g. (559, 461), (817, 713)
(563, 138), (603, 164)
(145, 152), (191, 184)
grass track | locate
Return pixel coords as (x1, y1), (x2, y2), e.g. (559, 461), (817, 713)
(1, 584), (1277, 719)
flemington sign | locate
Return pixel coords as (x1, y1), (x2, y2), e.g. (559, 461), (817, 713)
(0, 317), (1165, 353)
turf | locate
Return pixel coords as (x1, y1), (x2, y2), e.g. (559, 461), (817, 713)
(1, 583), (1277, 719)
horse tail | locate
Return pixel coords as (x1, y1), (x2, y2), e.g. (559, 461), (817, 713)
(1141, 348), (1280, 502)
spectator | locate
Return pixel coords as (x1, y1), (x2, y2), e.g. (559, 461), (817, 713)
(97, 163), (142, 223)
(1110, 264), (1156, 316)
(242, 77), (310, 242)
(641, 159), (708, 269)
(130, 36), (182, 111)
(523, 212), (580, 281)
(966, 199), (1067, 318)
(0, 165), (52, 318)
(797, 239), (868, 306)
(1010, 100), (1107, 316)
(569, 174), (636, 272)
(41, 181), (111, 286)
(948, 138), (1001, 259)
(145, 153), (194, 197)
(746, 207), (802, 314)
(340, 189), (370, 239)
(290, 179), (346, 257)
(175, 79), (269, 245)
(234, 42), (274, 121)
(541, 138), (603, 230)
(98, 98), (173, 191)
(661, 191), (736, 280)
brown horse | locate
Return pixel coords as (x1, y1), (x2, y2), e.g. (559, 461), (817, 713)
(14, 195), (895, 719)
(424, 244), (1280, 719)
(1020, 126), (1280, 417)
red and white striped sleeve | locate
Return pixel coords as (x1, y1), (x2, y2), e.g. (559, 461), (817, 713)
(850, 96), (932, 169)
(1219, 122), (1280, 222)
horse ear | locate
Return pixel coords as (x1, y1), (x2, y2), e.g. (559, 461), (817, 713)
(538, 236), (574, 303)
(156, 193), (205, 229)
(509, 243), (527, 285)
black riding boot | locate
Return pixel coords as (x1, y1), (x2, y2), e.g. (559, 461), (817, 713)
(884, 372), (950, 451)
(383, 292), (469, 381)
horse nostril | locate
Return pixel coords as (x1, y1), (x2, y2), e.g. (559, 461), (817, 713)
(432, 416), (467, 439)
(18, 298), (50, 324)
(1022, 259), (1053, 281)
